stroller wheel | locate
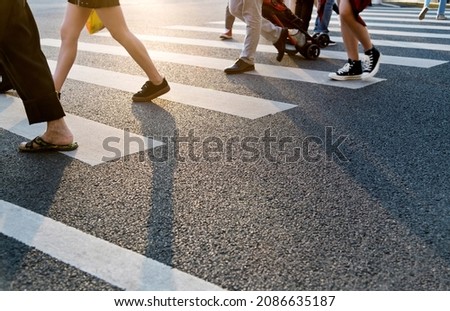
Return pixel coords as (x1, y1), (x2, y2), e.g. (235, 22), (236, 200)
(306, 44), (320, 60)
(317, 33), (330, 48)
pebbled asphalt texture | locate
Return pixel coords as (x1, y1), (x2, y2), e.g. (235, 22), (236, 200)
(0, 0), (449, 290)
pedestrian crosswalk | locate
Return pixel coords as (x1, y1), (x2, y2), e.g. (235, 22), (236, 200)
(0, 96), (164, 166)
(0, 199), (223, 290)
(41, 39), (383, 88)
(167, 24), (450, 51)
(160, 26), (446, 66)
(1, 4), (450, 293)
(46, 58), (297, 119)
(1, 6), (448, 167)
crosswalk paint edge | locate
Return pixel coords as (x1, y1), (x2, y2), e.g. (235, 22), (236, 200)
(0, 199), (225, 291)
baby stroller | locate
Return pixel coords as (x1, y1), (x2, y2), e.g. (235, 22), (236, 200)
(262, 0), (330, 60)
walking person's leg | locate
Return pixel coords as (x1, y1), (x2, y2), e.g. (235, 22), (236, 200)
(55, 3), (169, 102)
(0, 0), (75, 150)
(225, 0), (287, 73)
(96, 7), (164, 86)
(95, 6), (169, 101)
(339, 0), (372, 52)
(315, 0), (335, 34)
(295, 0), (314, 32)
(419, 0), (432, 20)
(436, 0), (447, 19)
(0, 63), (13, 93)
(220, 5), (235, 39)
(235, 0), (263, 64)
(314, 0), (336, 45)
(225, 0), (260, 73)
(53, 3), (91, 93)
(329, 0), (380, 80)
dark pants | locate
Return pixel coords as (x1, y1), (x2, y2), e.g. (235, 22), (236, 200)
(295, 0), (314, 32)
(0, 0), (65, 124)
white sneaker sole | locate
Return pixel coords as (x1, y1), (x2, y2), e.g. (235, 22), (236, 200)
(328, 72), (363, 81)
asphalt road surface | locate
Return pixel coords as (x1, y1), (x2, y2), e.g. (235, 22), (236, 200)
(1, 0), (449, 291)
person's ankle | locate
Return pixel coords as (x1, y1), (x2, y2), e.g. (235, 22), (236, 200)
(44, 118), (74, 144)
(151, 77), (164, 86)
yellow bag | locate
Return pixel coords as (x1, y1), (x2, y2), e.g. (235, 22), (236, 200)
(85, 10), (105, 34)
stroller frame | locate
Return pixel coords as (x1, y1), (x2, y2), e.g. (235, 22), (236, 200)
(262, 0), (330, 59)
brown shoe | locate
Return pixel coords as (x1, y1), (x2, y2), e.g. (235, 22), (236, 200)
(224, 59), (255, 74)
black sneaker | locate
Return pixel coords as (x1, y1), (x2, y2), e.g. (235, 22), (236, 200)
(132, 78), (170, 102)
(328, 59), (363, 81)
(363, 46), (381, 79)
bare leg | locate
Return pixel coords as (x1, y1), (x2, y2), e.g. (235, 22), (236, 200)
(53, 3), (91, 92)
(339, 0), (373, 59)
(340, 20), (359, 60)
(96, 7), (163, 85)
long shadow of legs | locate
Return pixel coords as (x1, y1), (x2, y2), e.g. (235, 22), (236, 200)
(146, 160), (176, 265)
(131, 103), (177, 267)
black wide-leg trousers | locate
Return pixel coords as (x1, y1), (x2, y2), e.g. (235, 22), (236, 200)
(0, 0), (65, 124)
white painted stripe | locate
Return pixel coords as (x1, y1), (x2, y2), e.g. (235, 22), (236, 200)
(0, 95), (162, 166)
(347, 15), (450, 23)
(326, 26), (450, 39)
(159, 27), (446, 68)
(164, 25), (450, 52)
(364, 38), (450, 52)
(363, 9), (418, 13)
(321, 50), (445, 68)
(362, 9), (423, 13)
(42, 38), (383, 88)
(361, 11), (450, 21)
(214, 18), (450, 31)
(94, 32), (257, 52)
(189, 23), (450, 39)
(44, 59), (297, 119)
(0, 200), (223, 291)
(328, 20), (450, 31)
(212, 9), (444, 23)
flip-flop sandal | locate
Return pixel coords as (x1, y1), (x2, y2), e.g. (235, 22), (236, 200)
(19, 136), (78, 152)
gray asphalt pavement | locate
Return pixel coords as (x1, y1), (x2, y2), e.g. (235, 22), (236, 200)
(1, 0), (449, 291)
